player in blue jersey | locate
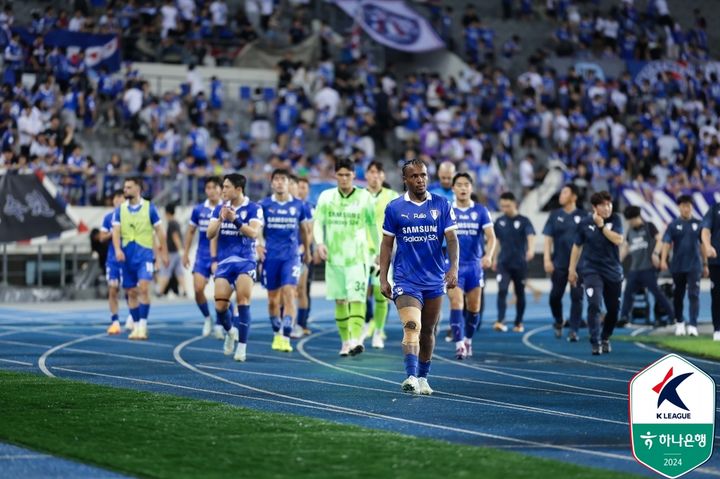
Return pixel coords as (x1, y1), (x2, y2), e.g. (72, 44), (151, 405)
(207, 173), (263, 361)
(293, 176), (315, 336)
(380, 158), (459, 395)
(258, 169), (312, 353)
(543, 184), (586, 341)
(492, 192), (536, 333)
(569, 191), (624, 355)
(448, 173), (496, 359)
(182, 176), (223, 338)
(112, 177), (168, 340)
(101, 190), (127, 335)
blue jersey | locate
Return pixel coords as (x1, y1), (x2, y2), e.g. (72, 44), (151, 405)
(663, 217), (702, 273)
(260, 195), (310, 261)
(210, 198), (263, 264)
(542, 208), (586, 269)
(495, 214), (535, 269)
(383, 192), (457, 289)
(453, 201), (493, 265)
(189, 199), (219, 260)
(574, 213), (624, 282)
(101, 211), (116, 263)
(701, 204), (720, 266)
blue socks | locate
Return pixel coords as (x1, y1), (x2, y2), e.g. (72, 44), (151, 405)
(138, 303), (150, 321)
(297, 308), (308, 328)
(404, 353), (418, 377)
(465, 312), (481, 339)
(237, 305), (251, 343)
(216, 308), (231, 331)
(197, 301), (210, 318)
(270, 316), (281, 333)
(282, 316), (292, 337)
(450, 309), (463, 342)
(418, 360), (431, 378)
(111, 313), (119, 323)
(129, 306), (140, 322)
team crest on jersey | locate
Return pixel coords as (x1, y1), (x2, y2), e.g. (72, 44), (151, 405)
(470, 211), (478, 221)
(514, 220), (521, 229)
(574, 215), (581, 224)
(289, 206), (296, 216)
(240, 210), (247, 220)
(692, 223), (698, 231)
(430, 209), (439, 220)
(586, 288), (594, 298)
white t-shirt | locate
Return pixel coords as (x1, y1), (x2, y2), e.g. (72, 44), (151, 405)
(314, 87), (340, 119)
(123, 88), (143, 115)
(177, 0), (196, 20)
(68, 16), (85, 32)
(657, 134), (680, 161)
(520, 159), (535, 187)
(210, 1), (228, 26)
(161, 4), (178, 32)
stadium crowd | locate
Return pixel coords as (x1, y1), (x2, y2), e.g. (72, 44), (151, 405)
(0, 0), (717, 212)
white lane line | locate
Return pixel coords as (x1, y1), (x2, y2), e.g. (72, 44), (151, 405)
(39, 333), (108, 377)
(630, 327), (720, 371)
(432, 353), (627, 398)
(0, 454), (49, 460)
(296, 330), (627, 425)
(522, 326), (638, 373)
(338, 363), (625, 401)
(172, 335), (639, 462)
(0, 358), (33, 366)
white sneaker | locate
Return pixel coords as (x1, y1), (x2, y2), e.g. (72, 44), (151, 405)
(234, 342), (247, 362)
(290, 324), (304, 339)
(455, 341), (467, 360)
(125, 314), (135, 331)
(401, 375), (419, 394)
(417, 377), (433, 395)
(493, 321), (508, 332)
(223, 327), (238, 355)
(371, 330), (384, 349)
(202, 317), (213, 337)
(464, 339), (473, 358)
(675, 323), (687, 336)
(714, 331), (720, 342)
(213, 324), (225, 340)
(339, 341), (351, 356)
(687, 325), (699, 337)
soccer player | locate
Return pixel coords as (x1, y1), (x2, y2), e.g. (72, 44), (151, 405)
(112, 177), (168, 340)
(101, 190), (126, 335)
(363, 160), (398, 349)
(492, 192), (535, 333)
(569, 191), (624, 355)
(293, 176), (315, 336)
(258, 169), (311, 353)
(207, 174), (263, 361)
(313, 158), (378, 356)
(380, 158), (458, 394)
(183, 176), (223, 338)
(701, 200), (720, 341)
(619, 206), (675, 329)
(660, 195), (707, 337)
(448, 173), (495, 359)
(543, 184), (585, 341)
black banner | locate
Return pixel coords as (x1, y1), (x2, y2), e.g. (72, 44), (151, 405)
(0, 173), (76, 243)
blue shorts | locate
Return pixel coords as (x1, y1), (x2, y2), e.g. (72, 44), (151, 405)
(458, 262), (484, 291)
(121, 249), (155, 289)
(262, 257), (300, 290)
(215, 259), (257, 284)
(106, 259), (122, 286)
(192, 256), (213, 279)
(392, 280), (445, 307)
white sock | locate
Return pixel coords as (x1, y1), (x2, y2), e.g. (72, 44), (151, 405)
(139, 319), (147, 328)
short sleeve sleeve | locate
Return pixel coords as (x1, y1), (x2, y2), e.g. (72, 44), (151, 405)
(610, 214), (623, 235)
(249, 203), (263, 224)
(111, 207), (121, 225)
(101, 213), (112, 232)
(542, 212), (554, 236)
(701, 207), (714, 231)
(382, 203), (396, 237)
(189, 206), (200, 227)
(149, 204), (161, 226)
(210, 205), (221, 221)
(574, 221), (586, 246)
(524, 217), (536, 235)
(480, 206), (493, 228)
(443, 199), (458, 232)
(662, 222), (673, 244)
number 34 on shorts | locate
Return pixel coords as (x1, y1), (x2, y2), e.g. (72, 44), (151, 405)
(325, 263), (368, 302)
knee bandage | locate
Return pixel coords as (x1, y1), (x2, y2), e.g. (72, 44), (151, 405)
(400, 316), (421, 346)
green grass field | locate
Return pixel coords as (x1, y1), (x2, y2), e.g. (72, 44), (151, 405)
(0, 370), (644, 479)
(617, 335), (720, 362)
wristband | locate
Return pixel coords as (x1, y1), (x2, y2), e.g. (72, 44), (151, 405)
(211, 256), (218, 263)
(233, 218), (243, 228)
